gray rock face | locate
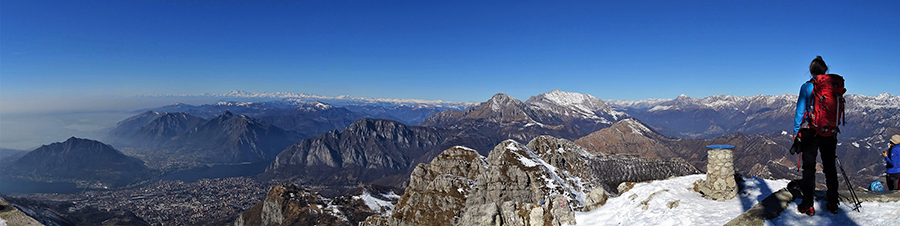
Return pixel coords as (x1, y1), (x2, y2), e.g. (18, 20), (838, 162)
(363, 135), (700, 226)
(390, 146), (483, 226)
(265, 118), (450, 186)
(549, 195), (576, 226)
(233, 184), (367, 226)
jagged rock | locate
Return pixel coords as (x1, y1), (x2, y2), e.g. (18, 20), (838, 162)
(583, 187), (608, 211)
(364, 146), (484, 226)
(500, 201), (524, 226)
(549, 195), (576, 226)
(529, 206), (544, 226)
(0, 197), (43, 226)
(363, 135), (699, 226)
(458, 203), (501, 226)
(233, 184), (353, 226)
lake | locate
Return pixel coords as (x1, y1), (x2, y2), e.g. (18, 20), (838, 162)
(0, 177), (80, 194)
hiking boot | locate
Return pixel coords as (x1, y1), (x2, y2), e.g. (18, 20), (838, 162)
(826, 202), (839, 214)
(798, 205), (815, 216)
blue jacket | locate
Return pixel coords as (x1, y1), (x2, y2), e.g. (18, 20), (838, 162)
(887, 145), (900, 174)
(793, 81), (814, 135)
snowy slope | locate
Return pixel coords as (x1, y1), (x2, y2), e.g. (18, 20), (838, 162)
(569, 174), (900, 226)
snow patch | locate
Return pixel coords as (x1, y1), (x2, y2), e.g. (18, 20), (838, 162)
(506, 142), (520, 151)
(517, 155), (539, 167)
(649, 105), (674, 112)
(625, 119), (650, 135)
(353, 191), (394, 215)
(525, 121), (545, 127)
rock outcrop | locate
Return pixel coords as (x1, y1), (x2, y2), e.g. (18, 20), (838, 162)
(0, 197), (42, 226)
(234, 185), (356, 226)
(363, 135), (699, 226)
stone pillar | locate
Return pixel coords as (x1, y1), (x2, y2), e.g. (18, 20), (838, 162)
(696, 145), (738, 200)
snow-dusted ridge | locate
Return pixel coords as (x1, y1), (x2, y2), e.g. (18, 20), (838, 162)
(607, 93), (899, 111)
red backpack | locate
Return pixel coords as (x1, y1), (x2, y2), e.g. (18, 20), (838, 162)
(805, 74), (847, 137)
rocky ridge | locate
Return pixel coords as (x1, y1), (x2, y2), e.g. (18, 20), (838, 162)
(362, 135), (699, 226)
(232, 184), (400, 226)
(420, 90), (628, 147)
(264, 118), (451, 188)
(172, 111), (297, 163)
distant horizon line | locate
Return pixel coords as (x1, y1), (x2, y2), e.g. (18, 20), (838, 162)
(133, 89), (897, 103)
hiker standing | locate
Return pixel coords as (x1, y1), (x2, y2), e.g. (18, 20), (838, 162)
(884, 135), (900, 190)
(793, 56), (846, 215)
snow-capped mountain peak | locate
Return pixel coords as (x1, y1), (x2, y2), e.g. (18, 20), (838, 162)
(537, 89), (611, 113)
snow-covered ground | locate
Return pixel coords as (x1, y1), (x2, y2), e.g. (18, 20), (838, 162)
(569, 174), (900, 226)
(353, 190), (401, 215)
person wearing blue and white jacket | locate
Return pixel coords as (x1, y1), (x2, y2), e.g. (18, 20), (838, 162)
(884, 135), (900, 191)
(793, 56), (840, 215)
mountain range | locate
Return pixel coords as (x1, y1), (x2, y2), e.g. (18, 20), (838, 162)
(575, 118), (890, 191)
(607, 93), (900, 140)
(262, 90), (633, 192)
(421, 90), (628, 143)
(138, 90), (477, 110)
(6, 89), (898, 225)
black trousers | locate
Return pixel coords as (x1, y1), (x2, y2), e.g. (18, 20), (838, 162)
(799, 128), (839, 206)
(887, 173), (900, 191)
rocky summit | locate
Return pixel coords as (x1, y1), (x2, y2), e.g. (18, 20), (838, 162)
(362, 135), (699, 226)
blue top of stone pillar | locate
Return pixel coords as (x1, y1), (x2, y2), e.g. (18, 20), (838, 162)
(707, 144), (735, 149)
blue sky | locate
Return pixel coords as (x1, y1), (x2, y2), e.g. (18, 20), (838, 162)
(2, 0), (898, 112)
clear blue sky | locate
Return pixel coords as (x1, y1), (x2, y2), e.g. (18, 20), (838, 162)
(2, 0), (898, 112)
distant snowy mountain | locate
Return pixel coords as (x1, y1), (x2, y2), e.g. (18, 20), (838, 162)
(421, 90), (629, 145)
(139, 90), (477, 109)
(150, 99), (461, 137)
(608, 93), (900, 140)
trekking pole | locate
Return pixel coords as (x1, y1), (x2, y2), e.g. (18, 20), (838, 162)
(835, 155), (862, 212)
